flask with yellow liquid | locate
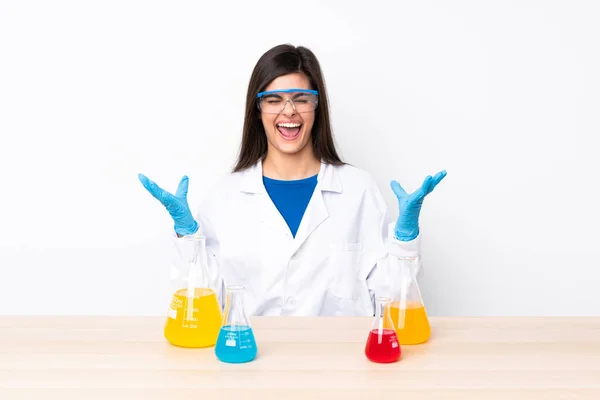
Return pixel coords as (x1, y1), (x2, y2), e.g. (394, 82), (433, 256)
(388, 256), (431, 345)
(164, 234), (222, 348)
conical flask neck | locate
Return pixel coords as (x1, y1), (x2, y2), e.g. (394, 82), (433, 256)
(372, 297), (393, 331)
(228, 290), (244, 310)
(175, 235), (210, 291)
(395, 256), (423, 305)
(224, 286), (250, 327)
(398, 256), (419, 278)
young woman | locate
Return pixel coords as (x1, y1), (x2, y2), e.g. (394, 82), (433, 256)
(139, 44), (446, 316)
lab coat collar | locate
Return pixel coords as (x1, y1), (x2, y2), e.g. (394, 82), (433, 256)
(239, 159), (343, 194)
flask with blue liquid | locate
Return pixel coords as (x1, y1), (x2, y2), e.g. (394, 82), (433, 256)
(215, 285), (258, 363)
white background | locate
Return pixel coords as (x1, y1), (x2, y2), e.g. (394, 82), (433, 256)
(1, 1), (599, 316)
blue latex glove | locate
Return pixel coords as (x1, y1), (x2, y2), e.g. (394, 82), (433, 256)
(390, 170), (447, 241)
(138, 174), (199, 236)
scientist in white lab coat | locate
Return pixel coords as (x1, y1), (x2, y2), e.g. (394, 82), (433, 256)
(139, 44), (446, 317)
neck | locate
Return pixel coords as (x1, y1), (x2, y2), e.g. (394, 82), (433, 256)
(262, 147), (321, 180)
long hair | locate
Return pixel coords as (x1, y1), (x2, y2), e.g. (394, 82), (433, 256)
(232, 44), (344, 172)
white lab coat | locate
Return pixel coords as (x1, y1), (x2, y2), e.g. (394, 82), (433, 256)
(171, 160), (421, 316)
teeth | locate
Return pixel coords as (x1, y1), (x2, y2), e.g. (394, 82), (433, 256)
(277, 123), (301, 128)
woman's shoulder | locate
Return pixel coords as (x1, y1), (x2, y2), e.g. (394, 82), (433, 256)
(201, 163), (262, 205)
(326, 162), (388, 214)
(204, 171), (245, 199)
(207, 162), (380, 194)
(329, 162), (379, 192)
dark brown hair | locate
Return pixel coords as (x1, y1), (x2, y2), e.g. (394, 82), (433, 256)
(232, 44), (344, 172)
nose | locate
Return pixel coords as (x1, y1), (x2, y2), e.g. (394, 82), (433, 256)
(281, 99), (296, 116)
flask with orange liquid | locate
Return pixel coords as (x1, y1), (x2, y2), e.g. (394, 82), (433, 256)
(164, 234), (222, 348)
(388, 256), (431, 345)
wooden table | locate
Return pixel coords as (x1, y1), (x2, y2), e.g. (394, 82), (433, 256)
(1, 316), (599, 399)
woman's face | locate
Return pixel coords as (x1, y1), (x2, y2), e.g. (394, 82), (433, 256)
(259, 72), (316, 158)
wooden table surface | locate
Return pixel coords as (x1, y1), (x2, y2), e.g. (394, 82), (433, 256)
(1, 316), (599, 399)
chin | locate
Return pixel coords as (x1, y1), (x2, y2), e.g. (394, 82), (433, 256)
(271, 133), (306, 152)
(277, 144), (306, 155)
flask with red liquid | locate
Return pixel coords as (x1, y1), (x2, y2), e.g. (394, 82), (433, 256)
(364, 297), (401, 363)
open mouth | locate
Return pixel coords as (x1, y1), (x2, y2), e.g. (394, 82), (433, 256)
(276, 122), (302, 140)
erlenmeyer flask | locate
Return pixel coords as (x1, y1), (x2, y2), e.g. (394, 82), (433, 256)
(364, 297), (401, 363)
(164, 234), (222, 348)
(215, 285), (258, 363)
(389, 256), (431, 345)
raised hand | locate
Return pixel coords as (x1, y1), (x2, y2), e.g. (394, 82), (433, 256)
(390, 170), (447, 241)
(138, 174), (199, 236)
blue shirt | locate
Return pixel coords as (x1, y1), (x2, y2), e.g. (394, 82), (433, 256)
(262, 174), (318, 237)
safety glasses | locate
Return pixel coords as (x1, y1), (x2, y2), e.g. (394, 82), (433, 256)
(256, 88), (319, 114)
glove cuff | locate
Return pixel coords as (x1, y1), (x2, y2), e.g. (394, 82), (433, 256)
(394, 226), (419, 242)
(175, 220), (199, 236)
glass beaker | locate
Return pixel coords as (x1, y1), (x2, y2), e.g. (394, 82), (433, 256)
(164, 234), (222, 348)
(215, 285), (258, 363)
(365, 297), (401, 363)
(388, 256), (431, 345)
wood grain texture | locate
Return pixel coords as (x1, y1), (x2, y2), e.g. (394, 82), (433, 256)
(1, 316), (599, 399)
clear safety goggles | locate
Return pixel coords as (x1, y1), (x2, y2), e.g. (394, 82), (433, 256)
(256, 88), (319, 114)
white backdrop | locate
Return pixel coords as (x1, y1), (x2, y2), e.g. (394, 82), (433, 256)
(1, 1), (599, 316)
